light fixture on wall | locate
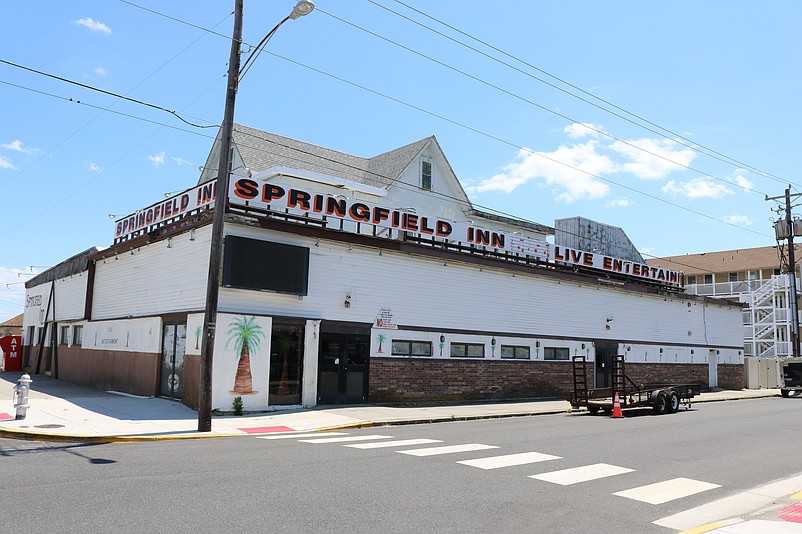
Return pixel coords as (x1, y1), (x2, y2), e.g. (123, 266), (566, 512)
(440, 335), (445, 343)
(581, 343), (585, 349)
(167, 237), (173, 249)
(491, 337), (496, 346)
(315, 239), (320, 247)
(378, 250), (384, 256)
(344, 293), (352, 308)
(535, 341), (540, 347)
(189, 229), (195, 241)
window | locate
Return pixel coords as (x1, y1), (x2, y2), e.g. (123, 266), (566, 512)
(60, 325), (70, 345)
(775, 269), (781, 276)
(501, 345), (530, 360)
(703, 274), (713, 284)
(728, 272), (738, 282)
(73, 325), (83, 346)
(450, 342), (484, 358)
(686, 275), (697, 285)
(543, 347), (570, 361)
(391, 340), (432, 357)
(420, 159), (432, 191)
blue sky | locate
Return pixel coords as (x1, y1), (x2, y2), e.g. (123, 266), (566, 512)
(1, 0), (801, 321)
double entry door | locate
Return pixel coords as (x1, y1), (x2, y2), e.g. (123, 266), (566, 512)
(317, 332), (369, 405)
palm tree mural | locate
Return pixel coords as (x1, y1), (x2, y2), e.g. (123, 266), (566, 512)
(376, 333), (386, 354)
(194, 325), (202, 350)
(225, 316), (264, 395)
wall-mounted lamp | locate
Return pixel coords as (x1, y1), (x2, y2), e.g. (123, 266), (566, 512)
(659, 348), (663, 353)
(344, 293), (352, 308)
(315, 239), (320, 247)
(189, 229), (196, 241)
(378, 250), (384, 256)
(167, 237), (173, 249)
(130, 249), (135, 256)
(581, 343), (585, 350)
(440, 335), (445, 343)
(491, 337), (496, 346)
(535, 341), (540, 347)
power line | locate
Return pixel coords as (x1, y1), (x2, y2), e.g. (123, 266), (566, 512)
(377, 0), (793, 188)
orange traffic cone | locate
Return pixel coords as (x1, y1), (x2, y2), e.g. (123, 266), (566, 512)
(611, 391), (624, 418)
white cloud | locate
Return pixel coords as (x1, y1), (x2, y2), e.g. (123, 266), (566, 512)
(609, 138), (696, 180)
(728, 169), (753, 192)
(94, 67), (107, 77)
(0, 156), (17, 170)
(469, 142), (613, 203)
(74, 17), (112, 34)
(662, 178), (733, 199)
(172, 156), (191, 167)
(87, 162), (102, 172)
(2, 140), (39, 154)
(564, 122), (602, 139)
(147, 152), (166, 167)
(722, 214), (754, 226)
(605, 197), (635, 208)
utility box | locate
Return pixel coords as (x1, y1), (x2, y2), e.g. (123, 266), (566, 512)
(744, 357), (782, 389)
(0, 335), (22, 372)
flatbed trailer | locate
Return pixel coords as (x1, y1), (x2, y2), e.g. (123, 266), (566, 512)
(569, 355), (701, 415)
(781, 357), (802, 398)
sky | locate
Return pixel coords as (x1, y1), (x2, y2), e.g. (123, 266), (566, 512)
(1, 0), (801, 322)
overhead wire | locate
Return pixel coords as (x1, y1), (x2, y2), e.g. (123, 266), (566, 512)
(378, 0), (793, 188)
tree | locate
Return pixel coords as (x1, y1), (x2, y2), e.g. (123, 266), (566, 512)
(225, 316), (264, 394)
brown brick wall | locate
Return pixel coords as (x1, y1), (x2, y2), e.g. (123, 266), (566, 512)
(369, 358), (575, 403)
(182, 355), (200, 410)
(624, 363), (708, 387)
(718, 364), (745, 389)
(45, 346), (159, 397)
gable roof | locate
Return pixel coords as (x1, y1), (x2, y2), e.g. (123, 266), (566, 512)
(0, 313), (23, 329)
(647, 245), (787, 275)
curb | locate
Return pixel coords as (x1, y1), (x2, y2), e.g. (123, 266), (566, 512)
(0, 427), (242, 443)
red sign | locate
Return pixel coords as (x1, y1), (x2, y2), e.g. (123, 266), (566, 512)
(0, 336), (22, 372)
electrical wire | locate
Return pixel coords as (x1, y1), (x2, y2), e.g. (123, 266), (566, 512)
(378, 0), (792, 187)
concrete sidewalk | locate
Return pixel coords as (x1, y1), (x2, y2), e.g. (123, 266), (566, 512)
(0, 371), (782, 442)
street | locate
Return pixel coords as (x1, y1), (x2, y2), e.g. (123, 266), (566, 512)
(2, 396), (801, 533)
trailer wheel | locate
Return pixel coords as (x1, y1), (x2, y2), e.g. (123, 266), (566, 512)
(652, 392), (668, 415)
(781, 388), (790, 398)
(588, 406), (600, 415)
(666, 391), (680, 414)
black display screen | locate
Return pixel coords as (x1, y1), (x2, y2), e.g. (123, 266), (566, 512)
(222, 235), (309, 296)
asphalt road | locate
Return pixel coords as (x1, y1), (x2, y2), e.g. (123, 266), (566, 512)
(1, 396), (800, 533)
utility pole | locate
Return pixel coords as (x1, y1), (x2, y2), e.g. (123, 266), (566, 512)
(767, 186), (801, 359)
(198, 0), (243, 432)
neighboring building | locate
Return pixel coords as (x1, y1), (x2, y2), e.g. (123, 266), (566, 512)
(649, 246), (801, 358)
(22, 124), (744, 412)
(0, 313), (23, 337)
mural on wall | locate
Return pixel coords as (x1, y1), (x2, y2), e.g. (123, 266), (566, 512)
(225, 315), (265, 395)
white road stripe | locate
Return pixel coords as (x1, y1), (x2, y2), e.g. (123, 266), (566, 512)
(398, 444), (499, 457)
(258, 432), (349, 440)
(457, 451), (562, 470)
(614, 477), (721, 504)
(344, 438), (443, 449)
(529, 463), (634, 485)
(299, 435), (394, 444)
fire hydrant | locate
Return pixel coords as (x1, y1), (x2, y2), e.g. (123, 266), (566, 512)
(13, 373), (32, 420)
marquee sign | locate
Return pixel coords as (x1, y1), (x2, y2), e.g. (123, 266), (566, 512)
(113, 177), (683, 288)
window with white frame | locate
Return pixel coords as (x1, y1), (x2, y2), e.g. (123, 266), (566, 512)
(392, 340), (432, 357)
(687, 275), (697, 285)
(420, 159), (432, 191)
(703, 274), (713, 284)
(450, 342), (484, 358)
(73, 325), (83, 346)
(728, 272), (738, 282)
(501, 345), (530, 360)
(543, 347), (570, 361)
(60, 325), (70, 345)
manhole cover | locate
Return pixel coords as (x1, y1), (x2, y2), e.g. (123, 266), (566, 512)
(34, 424), (65, 429)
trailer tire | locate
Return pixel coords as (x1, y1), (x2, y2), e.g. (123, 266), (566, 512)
(652, 392), (668, 415)
(588, 406), (600, 415)
(666, 391), (680, 414)
(781, 388), (790, 398)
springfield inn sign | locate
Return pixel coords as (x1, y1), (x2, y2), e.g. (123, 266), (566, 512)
(114, 177), (684, 289)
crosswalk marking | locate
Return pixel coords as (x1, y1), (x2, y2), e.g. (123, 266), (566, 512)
(457, 451), (562, 470)
(613, 478), (721, 504)
(398, 444), (499, 457)
(528, 463), (634, 485)
(257, 432), (349, 440)
(344, 439), (443, 449)
(298, 435), (394, 444)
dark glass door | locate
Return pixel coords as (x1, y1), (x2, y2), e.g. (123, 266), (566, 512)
(318, 333), (369, 404)
(161, 324), (186, 399)
(595, 345), (616, 389)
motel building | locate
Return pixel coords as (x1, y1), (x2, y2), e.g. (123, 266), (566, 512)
(21, 124), (745, 413)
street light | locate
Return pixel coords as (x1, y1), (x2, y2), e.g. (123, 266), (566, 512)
(197, 0), (315, 432)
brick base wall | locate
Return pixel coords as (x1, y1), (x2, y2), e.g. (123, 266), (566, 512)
(369, 358), (575, 403)
(624, 363), (708, 388)
(717, 364), (744, 389)
(182, 355), (200, 410)
(51, 347), (159, 397)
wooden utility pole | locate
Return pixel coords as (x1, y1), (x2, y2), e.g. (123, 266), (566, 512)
(197, 0), (243, 432)
(767, 186), (801, 358)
